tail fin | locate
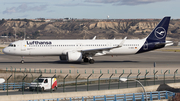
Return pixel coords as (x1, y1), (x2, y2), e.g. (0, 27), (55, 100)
(146, 16), (171, 42)
(137, 17), (171, 54)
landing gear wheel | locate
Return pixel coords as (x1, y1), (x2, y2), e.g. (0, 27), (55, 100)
(89, 59), (94, 64)
(21, 60), (24, 64)
(21, 56), (25, 64)
(83, 58), (89, 62)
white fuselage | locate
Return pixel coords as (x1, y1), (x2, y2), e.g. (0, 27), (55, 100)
(3, 39), (145, 56)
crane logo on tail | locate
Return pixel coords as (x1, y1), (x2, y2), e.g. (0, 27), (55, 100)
(154, 27), (166, 39)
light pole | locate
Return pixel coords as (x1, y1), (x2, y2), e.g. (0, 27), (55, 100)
(119, 78), (148, 101)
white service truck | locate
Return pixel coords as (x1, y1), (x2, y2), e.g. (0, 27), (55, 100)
(29, 77), (57, 91)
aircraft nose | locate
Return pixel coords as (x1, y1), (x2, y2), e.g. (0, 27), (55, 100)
(2, 48), (8, 54)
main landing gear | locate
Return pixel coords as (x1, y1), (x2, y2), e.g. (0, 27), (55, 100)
(89, 59), (94, 64)
(83, 57), (95, 64)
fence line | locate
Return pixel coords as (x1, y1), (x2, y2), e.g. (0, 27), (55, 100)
(3, 67), (179, 75)
(0, 74), (179, 91)
(0, 83), (30, 90)
(0, 68), (179, 96)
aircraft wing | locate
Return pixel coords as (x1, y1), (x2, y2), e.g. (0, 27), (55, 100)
(79, 37), (127, 55)
(80, 47), (114, 53)
(79, 47), (114, 56)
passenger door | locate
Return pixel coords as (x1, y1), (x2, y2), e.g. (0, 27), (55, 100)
(21, 41), (26, 51)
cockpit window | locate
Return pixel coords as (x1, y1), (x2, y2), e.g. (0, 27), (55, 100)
(8, 44), (13, 47)
(8, 44), (16, 47)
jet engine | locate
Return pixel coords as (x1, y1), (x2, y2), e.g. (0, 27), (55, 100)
(67, 51), (82, 62)
(59, 55), (67, 61)
(59, 51), (82, 62)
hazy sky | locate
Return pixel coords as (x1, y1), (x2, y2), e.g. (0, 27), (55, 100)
(0, 0), (179, 19)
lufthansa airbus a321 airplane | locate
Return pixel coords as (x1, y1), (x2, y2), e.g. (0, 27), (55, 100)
(3, 17), (172, 64)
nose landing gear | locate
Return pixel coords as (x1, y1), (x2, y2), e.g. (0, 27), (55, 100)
(21, 56), (25, 64)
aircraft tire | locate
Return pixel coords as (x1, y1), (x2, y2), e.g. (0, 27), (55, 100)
(89, 59), (94, 64)
(21, 60), (24, 64)
(83, 58), (89, 62)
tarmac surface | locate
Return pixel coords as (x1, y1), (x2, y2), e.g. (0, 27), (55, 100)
(0, 50), (180, 76)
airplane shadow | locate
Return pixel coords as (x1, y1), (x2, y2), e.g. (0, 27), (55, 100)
(95, 60), (139, 63)
(0, 60), (139, 65)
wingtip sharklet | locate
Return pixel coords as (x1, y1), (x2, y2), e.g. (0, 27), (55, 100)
(92, 36), (96, 40)
(116, 36), (127, 48)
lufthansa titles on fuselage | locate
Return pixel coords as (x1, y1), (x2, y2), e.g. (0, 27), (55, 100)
(27, 41), (52, 45)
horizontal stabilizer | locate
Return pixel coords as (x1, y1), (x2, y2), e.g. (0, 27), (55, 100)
(165, 41), (173, 47)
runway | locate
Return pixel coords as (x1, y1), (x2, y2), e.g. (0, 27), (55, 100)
(0, 51), (180, 75)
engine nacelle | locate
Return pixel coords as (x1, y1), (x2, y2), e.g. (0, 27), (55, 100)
(59, 55), (67, 61)
(67, 51), (82, 62)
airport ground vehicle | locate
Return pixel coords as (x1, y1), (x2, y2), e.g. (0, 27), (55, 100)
(29, 77), (57, 91)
